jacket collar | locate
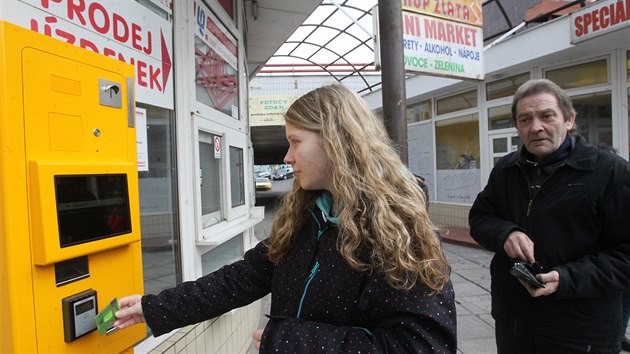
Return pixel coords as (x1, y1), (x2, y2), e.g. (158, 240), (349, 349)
(503, 134), (596, 172)
(315, 191), (339, 225)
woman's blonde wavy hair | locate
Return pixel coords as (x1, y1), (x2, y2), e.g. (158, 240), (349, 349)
(266, 84), (450, 292)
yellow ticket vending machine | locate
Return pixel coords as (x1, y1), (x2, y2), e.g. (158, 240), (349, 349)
(0, 21), (145, 353)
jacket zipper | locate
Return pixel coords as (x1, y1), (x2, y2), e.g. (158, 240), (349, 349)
(520, 162), (565, 216)
(297, 261), (319, 319)
(296, 209), (328, 319)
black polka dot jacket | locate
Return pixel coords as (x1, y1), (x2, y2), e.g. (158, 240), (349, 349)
(141, 208), (457, 353)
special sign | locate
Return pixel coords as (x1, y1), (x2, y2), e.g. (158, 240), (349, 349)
(570, 0), (630, 43)
(0, 0), (174, 109)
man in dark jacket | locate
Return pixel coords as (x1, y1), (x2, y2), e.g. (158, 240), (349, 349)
(469, 79), (630, 353)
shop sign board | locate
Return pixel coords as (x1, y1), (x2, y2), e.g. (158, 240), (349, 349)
(402, 0), (483, 26)
(0, 0), (174, 110)
(194, 1), (237, 69)
(375, 8), (484, 80)
(570, 0), (630, 43)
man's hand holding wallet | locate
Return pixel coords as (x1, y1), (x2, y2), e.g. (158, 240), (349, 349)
(510, 261), (546, 289)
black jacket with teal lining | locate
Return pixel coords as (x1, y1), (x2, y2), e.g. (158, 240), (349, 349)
(142, 205), (457, 353)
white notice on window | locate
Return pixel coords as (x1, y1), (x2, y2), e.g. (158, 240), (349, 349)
(136, 108), (149, 172)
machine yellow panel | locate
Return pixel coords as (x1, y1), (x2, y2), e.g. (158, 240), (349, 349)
(0, 21), (145, 354)
(22, 46), (133, 163)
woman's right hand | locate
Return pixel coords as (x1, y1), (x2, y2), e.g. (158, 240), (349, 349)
(252, 328), (264, 350)
(113, 294), (145, 329)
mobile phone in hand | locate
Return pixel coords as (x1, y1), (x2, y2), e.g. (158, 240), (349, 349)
(509, 262), (546, 289)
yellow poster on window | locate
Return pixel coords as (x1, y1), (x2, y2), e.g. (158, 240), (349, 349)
(249, 95), (299, 126)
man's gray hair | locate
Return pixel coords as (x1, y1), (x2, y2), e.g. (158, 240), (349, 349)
(511, 79), (576, 123)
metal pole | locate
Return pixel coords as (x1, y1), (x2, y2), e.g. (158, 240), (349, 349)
(378, 0), (407, 165)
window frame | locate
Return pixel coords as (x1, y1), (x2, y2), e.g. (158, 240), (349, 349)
(193, 114), (249, 243)
(543, 56), (614, 148)
(229, 145), (246, 208)
(544, 57), (609, 90)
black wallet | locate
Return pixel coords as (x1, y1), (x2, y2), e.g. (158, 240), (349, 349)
(509, 262), (546, 289)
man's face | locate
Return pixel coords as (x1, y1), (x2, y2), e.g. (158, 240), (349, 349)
(515, 92), (575, 160)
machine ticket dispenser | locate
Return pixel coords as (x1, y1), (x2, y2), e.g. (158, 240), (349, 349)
(0, 21), (145, 353)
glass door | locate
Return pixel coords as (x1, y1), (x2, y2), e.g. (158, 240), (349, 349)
(489, 131), (520, 167)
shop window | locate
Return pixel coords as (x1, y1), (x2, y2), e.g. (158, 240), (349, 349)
(436, 89), (477, 115)
(488, 104), (515, 130)
(572, 91), (612, 147)
(194, 4), (239, 119)
(408, 123), (435, 200)
(229, 146), (245, 207)
(486, 72), (530, 101)
(406, 100), (432, 123)
(199, 131), (223, 228)
(136, 103), (180, 297)
(546, 59), (608, 89)
(201, 233), (243, 275)
(435, 114), (480, 204)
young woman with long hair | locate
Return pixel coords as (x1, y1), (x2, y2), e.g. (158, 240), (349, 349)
(114, 84), (457, 353)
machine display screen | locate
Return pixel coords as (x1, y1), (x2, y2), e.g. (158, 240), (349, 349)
(55, 174), (131, 247)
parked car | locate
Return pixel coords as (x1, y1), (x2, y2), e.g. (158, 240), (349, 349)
(272, 168), (294, 180)
(255, 170), (271, 179)
(255, 177), (272, 191)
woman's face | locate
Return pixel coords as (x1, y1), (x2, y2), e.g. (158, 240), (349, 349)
(283, 122), (332, 191)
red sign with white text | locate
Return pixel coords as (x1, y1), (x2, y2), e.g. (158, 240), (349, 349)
(570, 0), (630, 43)
(0, 0), (174, 109)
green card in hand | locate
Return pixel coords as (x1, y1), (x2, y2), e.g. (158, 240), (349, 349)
(95, 298), (120, 335)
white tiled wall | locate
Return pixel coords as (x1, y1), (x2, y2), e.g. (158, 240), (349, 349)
(146, 300), (262, 354)
(429, 203), (471, 230)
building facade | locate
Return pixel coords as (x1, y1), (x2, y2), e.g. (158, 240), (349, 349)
(364, 4), (630, 230)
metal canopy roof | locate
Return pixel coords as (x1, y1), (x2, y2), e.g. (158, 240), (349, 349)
(249, 0), (597, 165)
(254, 0), (594, 94)
(257, 0), (379, 93)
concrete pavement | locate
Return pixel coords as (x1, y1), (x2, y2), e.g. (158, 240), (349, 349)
(442, 236), (496, 353)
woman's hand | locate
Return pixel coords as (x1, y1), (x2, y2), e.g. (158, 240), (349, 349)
(113, 295), (145, 329)
(252, 328), (264, 350)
